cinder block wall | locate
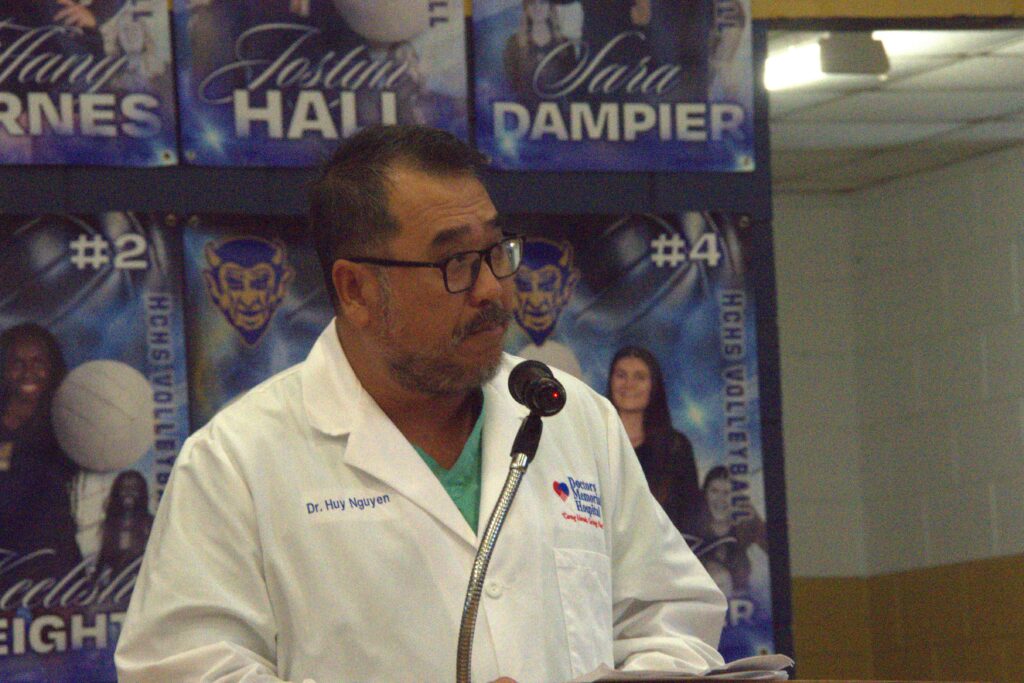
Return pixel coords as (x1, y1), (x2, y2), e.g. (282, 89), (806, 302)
(774, 145), (1024, 683)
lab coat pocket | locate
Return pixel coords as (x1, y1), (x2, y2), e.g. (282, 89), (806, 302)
(553, 547), (614, 677)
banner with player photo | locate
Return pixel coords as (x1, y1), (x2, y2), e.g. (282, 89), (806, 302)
(181, 215), (333, 429)
(0, 2), (178, 166)
(173, 0), (468, 166)
(504, 212), (773, 659)
(473, 0), (755, 171)
(0, 213), (189, 681)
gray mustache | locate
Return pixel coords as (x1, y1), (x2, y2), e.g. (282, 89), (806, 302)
(455, 305), (512, 341)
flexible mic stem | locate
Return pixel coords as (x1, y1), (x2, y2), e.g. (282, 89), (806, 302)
(456, 413), (543, 683)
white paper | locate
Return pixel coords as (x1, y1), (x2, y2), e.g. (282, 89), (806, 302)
(568, 654), (794, 682)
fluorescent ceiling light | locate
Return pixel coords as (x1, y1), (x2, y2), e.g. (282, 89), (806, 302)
(871, 30), (1011, 57)
(873, 30), (953, 57)
(764, 42), (824, 91)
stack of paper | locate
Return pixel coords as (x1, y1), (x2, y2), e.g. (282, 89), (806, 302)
(570, 654), (795, 681)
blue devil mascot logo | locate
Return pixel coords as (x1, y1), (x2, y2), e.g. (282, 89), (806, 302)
(203, 237), (295, 345)
(513, 237), (580, 345)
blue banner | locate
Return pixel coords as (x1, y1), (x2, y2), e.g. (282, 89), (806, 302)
(505, 212), (774, 658)
(0, 2), (177, 166)
(174, 0), (468, 166)
(473, 0), (755, 171)
(0, 213), (189, 681)
(181, 214), (333, 428)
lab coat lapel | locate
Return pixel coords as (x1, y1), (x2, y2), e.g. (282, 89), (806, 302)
(344, 402), (479, 548)
(302, 323), (477, 547)
(479, 363), (530, 531)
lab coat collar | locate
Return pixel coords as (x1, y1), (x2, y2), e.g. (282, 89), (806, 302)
(300, 322), (530, 548)
(301, 321), (368, 436)
(479, 365), (531, 536)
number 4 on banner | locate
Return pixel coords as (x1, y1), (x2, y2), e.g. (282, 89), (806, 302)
(690, 233), (722, 268)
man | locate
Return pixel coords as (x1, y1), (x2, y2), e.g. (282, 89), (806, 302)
(115, 125), (726, 682)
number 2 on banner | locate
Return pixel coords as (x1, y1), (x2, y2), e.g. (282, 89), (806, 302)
(114, 234), (148, 270)
(690, 233), (722, 268)
(69, 233), (149, 271)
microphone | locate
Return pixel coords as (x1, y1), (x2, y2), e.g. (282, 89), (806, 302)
(508, 360), (566, 417)
(455, 361), (565, 683)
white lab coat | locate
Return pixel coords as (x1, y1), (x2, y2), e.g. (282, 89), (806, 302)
(116, 324), (726, 683)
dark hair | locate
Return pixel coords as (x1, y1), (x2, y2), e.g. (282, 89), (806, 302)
(308, 125), (488, 308)
(702, 465), (729, 493)
(607, 346), (673, 445)
(105, 469), (150, 517)
(97, 469), (154, 577)
(698, 463), (750, 589)
(0, 322), (67, 427)
(608, 345), (703, 536)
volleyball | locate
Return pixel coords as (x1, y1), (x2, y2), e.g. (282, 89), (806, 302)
(52, 360), (154, 472)
(330, 1), (431, 43)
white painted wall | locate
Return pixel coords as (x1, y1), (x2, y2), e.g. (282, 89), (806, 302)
(853, 145), (1024, 574)
(773, 194), (868, 577)
(774, 145), (1024, 577)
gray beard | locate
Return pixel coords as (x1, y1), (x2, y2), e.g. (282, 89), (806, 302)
(373, 279), (509, 396)
(386, 350), (502, 397)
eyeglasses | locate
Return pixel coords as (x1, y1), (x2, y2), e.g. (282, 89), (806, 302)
(346, 235), (524, 294)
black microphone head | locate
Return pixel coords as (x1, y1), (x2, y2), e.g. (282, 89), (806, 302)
(509, 360), (551, 403)
(528, 376), (566, 416)
(509, 360), (566, 417)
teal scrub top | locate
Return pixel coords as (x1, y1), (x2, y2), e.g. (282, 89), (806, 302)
(412, 405), (484, 534)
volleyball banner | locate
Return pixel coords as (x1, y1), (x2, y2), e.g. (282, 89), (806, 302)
(504, 211), (774, 658)
(173, 0), (468, 166)
(473, 0), (755, 171)
(0, 213), (189, 681)
(0, 2), (178, 166)
(181, 214), (333, 428)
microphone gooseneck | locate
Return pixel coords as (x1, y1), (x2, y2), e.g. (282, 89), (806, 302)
(455, 361), (566, 683)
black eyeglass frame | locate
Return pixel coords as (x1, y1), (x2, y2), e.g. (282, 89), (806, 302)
(344, 234), (524, 294)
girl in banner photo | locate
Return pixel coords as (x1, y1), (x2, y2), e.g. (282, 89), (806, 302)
(0, 323), (82, 581)
(607, 346), (702, 538)
(502, 0), (575, 103)
(697, 465), (767, 596)
(95, 469), (154, 583)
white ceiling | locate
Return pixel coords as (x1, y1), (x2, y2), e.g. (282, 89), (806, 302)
(767, 29), (1024, 193)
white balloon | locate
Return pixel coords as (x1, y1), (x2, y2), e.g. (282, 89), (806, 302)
(52, 360), (154, 473)
(331, 0), (431, 43)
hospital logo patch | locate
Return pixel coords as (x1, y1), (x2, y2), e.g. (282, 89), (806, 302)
(557, 475), (604, 529)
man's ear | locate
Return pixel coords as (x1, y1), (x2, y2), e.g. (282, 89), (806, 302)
(331, 260), (378, 328)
